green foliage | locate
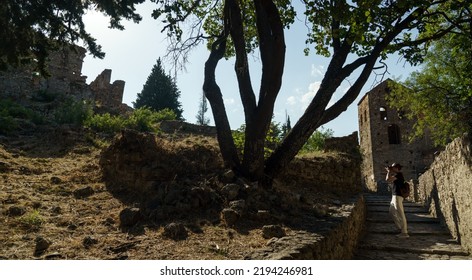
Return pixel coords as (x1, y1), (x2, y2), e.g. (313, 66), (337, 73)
(84, 113), (125, 134)
(18, 209), (44, 230)
(0, 0), (145, 75)
(388, 31), (472, 146)
(84, 107), (177, 133)
(299, 127), (334, 154)
(0, 99), (43, 134)
(125, 107), (176, 132)
(54, 99), (93, 125)
(133, 58), (183, 120)
(233, 121), (284, 158)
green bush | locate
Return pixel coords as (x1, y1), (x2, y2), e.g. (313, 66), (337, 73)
(84, 113), (125, 133)
(54, 99), (93, 125)
(124, 107), (176, 132)
(299, 127), (334, 154)
(0, 99), (41, 134)
(84, 107), (177, 133)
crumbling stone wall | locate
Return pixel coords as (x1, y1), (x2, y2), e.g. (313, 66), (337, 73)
(415, 133), (472, 253)
(0, 46), (129, 114)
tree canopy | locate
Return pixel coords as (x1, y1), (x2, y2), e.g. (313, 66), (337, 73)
(388, 32), (472, 146)
(133, 58), (184, 120)
(150, 0), (471, 182)
(0, 0), (144, 74)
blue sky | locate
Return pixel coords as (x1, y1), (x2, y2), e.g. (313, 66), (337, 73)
(81, 2), (416, 137)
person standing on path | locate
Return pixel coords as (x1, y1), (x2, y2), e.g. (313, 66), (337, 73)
(386, 163), (409, 238)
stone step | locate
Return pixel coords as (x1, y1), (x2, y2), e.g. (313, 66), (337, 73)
(367, 222), (450, 235)
(357, 233), (468, 257)
(353, 249), (471, 260)
(367, 211), (439, 220)
(354, 193), (472, 260)
(367, 205), (429, 213)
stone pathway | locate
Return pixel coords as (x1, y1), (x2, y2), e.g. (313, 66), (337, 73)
(354, 194), (471, 260)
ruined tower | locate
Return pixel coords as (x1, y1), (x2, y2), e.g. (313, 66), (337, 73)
(357, 79), (436, 193)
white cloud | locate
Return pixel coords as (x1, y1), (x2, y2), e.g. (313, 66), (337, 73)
(285, 81), (321, 110)
(311, 64), (325, 77)
(301, 82), (321, 109)
(286, 96), (297, 106)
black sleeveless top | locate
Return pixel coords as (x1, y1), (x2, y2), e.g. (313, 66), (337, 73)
(392, 172), (405, 196)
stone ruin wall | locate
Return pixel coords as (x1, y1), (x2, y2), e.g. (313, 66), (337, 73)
(358, 80), (436, 193)
(283, 131), (362, 195)
(415, 133), (472, 253)
(0, 46), (130, 114)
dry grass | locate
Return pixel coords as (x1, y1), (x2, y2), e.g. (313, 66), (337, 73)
(0, 128), (352, 260)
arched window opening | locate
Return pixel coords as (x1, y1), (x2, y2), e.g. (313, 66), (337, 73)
(388, 124), (401, 144)
(380, 107), (387, 121)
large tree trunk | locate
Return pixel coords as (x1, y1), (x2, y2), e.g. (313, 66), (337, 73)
(226, 0), (285, 180)
(203, 23), (241, 170)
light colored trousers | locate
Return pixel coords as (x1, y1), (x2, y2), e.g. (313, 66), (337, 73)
(389, 195), (408, 234)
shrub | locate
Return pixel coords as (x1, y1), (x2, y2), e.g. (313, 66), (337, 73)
(18, 210), (44, 230)
(124, 107), (177, 132)
(299, 127), (334, 154)
(84, 113), (125, 133)
(85, 107), (177, 133)
(0, 99), (42, 134)
(54, 99), (93, 125)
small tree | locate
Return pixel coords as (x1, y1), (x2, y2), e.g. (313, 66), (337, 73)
(196, 91), (210, 125)
(134, 58), (184, 120)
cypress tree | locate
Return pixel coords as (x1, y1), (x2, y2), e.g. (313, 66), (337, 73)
(133, 58), (183, 120)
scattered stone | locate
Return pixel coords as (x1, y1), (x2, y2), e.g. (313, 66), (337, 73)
(119, 207), (142, 228)
(0, 161), (10, 172)
(256, 210), (271, 221)
(221, 183), (240, 200)
(50, 176), (62, 184)
(220, 208), (240, 227)
(163, 222), (188, 241)
(221, 169), (235, 183)
(104, 217), (116, 226)
(31, 201), (41, 209)
(73, 186), (94, 199)
(6, 206), (26, 216)
(83, 236), (99, 248)
(108, 242), (138, 254)
(262, 225), (286, 239)
(51, 206), (62, 215)
(34, 236), (51, 256)
(229, 200), (246, 213)
(313, 204), (329, 217)
(67, 223), (78, 231)
(44, 252), (62, 260)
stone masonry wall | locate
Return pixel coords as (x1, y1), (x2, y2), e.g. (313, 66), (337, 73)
(415, 133), (472, 253)
(248, 195), (366, 259)
(283, 153), (362, 194)
(0, 46), (129, 114)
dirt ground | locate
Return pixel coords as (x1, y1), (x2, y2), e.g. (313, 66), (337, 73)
(0, 127), (351, 260)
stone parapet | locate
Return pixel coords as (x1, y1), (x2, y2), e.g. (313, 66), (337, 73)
(247, 195), (366, 259)
(415, 133), (472, 253)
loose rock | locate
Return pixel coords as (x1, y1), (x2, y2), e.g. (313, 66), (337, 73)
(163, 222), (188, 241)
(34, 236), (51, 256)
(119, 207), (142, 228)
(262, 225), (286, 239)
(221, 208), (240, 227)
(221, 184), (240, 200)
(73, 186), (94, 199)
